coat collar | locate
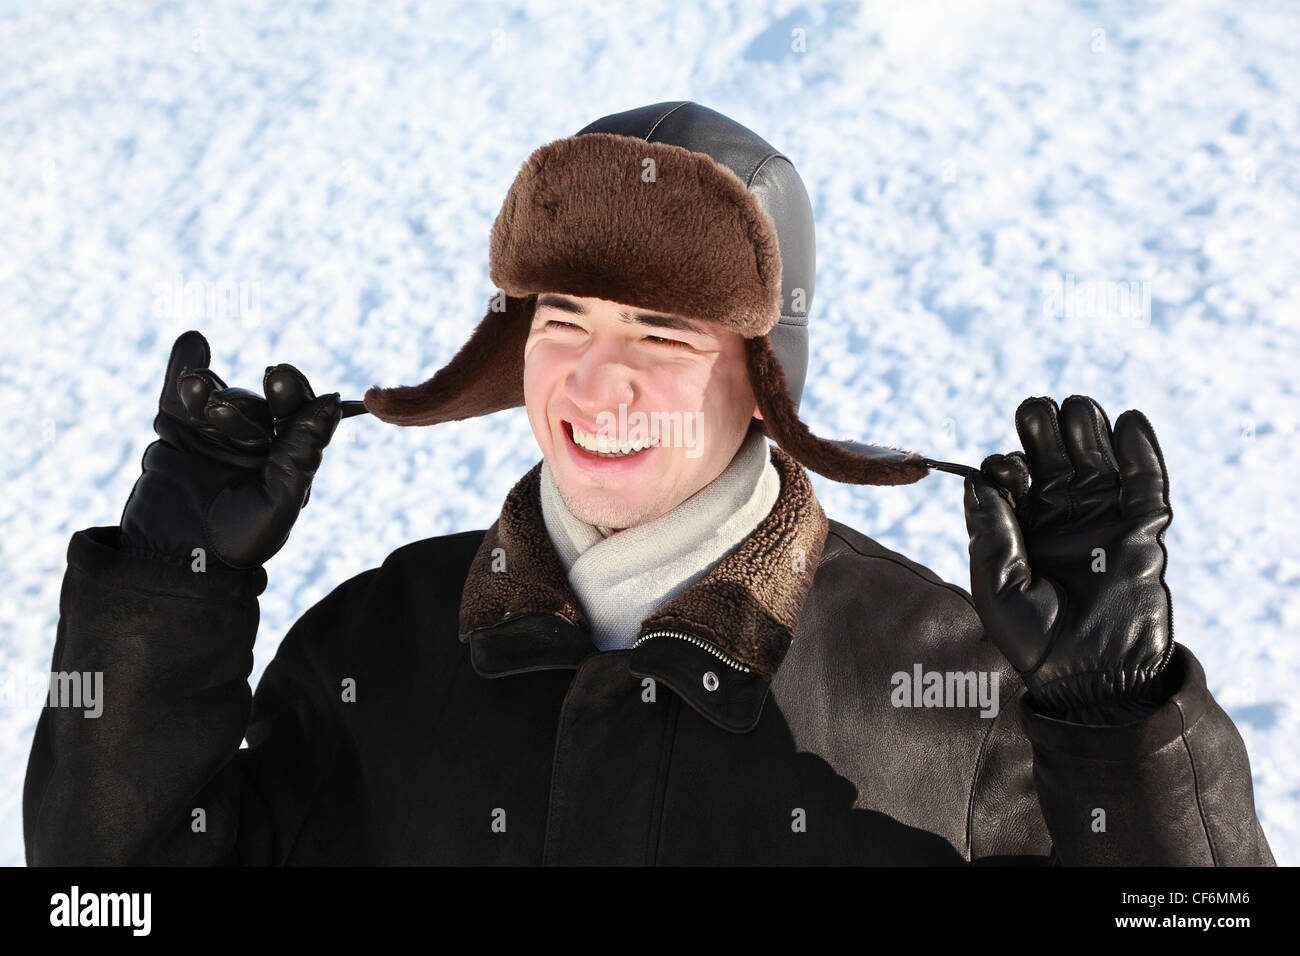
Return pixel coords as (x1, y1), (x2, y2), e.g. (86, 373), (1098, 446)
(457, 443), (829, 732)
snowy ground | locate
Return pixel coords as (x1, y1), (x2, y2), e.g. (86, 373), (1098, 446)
(1, 0), (1296, 866)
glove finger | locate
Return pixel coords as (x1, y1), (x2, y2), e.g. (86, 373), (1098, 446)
(964, 471), (1033, 596)
(264, 363), (317, 422)
(1114, 409), (1172, 521)
(204, 386), (274, 453)
(1060, 395), (1122, 525)
(260, 393), (342, 510)
(964, 470), (1051, 674)
(1005, 451), (1032, 511)
(160, 331), (210, 419)
(177, 368), (226, 422)
(979, 452), (1030, 511)
(1015, 396), (1075, 530)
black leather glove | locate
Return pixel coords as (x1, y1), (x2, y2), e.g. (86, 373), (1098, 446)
(959, 395), (1176, 715)
(118, 330), (343, 571)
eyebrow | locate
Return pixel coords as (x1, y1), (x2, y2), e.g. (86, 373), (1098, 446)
(536, 294), (709, 336)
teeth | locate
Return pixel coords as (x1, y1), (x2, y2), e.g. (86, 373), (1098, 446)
(570, 421), (657, 456)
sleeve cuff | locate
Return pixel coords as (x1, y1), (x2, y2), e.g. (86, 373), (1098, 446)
(1018, 643), (1209, 760)
(1038, 693), (1168, 726)
(69, 526), (268, 601)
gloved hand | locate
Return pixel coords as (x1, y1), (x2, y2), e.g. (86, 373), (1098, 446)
(118, 330), (344, 570)
(959, 395), (1176, 716)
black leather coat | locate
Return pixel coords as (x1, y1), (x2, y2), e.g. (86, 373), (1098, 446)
(24, 447), (1275, 865)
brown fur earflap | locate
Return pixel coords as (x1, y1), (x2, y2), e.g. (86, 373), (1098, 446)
(363, 294), (535, 426)
(489, 132), (784, 338)
(746, 335), (931, 486)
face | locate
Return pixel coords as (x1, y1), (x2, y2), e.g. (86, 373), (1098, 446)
(524, 293), (762, 531)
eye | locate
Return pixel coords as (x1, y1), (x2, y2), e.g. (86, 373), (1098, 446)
(545, 320), (581, 331)
(644, 334), (693, 349)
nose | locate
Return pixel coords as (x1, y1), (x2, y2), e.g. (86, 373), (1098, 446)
(566, 337), (636, 416)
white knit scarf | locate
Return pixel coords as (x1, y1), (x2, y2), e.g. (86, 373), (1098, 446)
(539, 424), (780, 651)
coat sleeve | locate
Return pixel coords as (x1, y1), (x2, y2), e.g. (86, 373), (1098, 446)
(970, 639), (1276, 866)
(23, 525), (368, 866)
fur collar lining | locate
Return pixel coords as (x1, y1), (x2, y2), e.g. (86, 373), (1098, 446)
(458, 443), (829, 680)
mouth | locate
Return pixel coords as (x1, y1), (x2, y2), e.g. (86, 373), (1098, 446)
(561, 419), (659, 463)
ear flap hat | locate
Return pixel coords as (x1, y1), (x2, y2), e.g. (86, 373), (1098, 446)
(363, 100), (932, 485)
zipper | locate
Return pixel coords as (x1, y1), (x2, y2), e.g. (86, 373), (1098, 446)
(632, 629), (751, 674)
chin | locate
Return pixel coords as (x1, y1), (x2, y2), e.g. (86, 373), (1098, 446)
(562, 484), (656, 530)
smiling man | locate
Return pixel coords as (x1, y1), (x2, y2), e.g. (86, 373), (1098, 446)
(523, 290), (776, 654)
(26, 101), (1275, 866)
(524, 291), (761, 533)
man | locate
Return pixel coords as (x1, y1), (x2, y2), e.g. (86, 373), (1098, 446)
(25, 101), (1274, 865)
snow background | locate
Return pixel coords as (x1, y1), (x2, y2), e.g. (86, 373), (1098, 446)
(1, 0), (1296, 866)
